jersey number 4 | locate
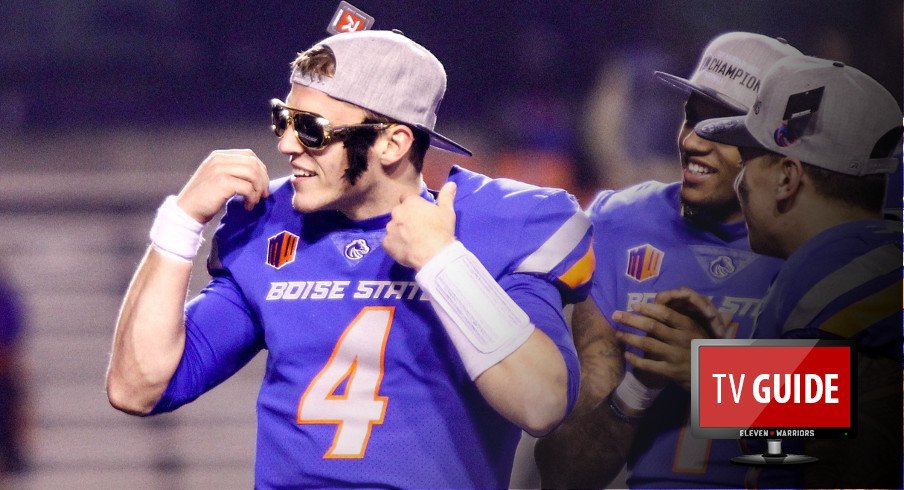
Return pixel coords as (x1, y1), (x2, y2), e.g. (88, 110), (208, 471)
(297, 306), (395, 459)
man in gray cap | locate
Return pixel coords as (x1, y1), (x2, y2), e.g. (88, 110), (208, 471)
(535, 32), (803, 488)
(105, 30), (594, 488)
(695, 54), (903, 488)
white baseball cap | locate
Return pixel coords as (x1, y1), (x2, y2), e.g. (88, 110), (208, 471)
(655, 32), (802, 113)
(695, 55), (903, 176)
(291, 30), (471, 156)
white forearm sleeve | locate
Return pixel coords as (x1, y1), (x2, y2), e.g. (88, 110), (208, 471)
(415, 241), (535, 379)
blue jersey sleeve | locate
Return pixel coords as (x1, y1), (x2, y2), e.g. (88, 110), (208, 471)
(499, 273), (580, 415)
(150, 273), (265, 414)
(585, 188), (622, 327)
(511, 190), (595, 305)
(448, 166), (594, 307)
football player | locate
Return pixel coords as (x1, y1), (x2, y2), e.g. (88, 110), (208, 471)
(696, 54), (903, 488)
(106, 30), (593, 488)
(536, 32), (802, 488)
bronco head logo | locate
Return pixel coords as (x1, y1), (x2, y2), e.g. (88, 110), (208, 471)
(344, 239), (370, 260)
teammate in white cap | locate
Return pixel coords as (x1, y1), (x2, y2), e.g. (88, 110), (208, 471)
(106, 29), (594, 488)
(536, 32), (804, 488)
(696, 54), (903, 488)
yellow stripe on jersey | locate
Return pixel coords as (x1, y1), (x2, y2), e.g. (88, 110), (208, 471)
(557, 245), (595, 289)
(782, 244), (900, 334)
(818, 279), (903, 338)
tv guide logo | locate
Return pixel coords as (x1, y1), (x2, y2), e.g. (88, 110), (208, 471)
(692, 339), (855, 437)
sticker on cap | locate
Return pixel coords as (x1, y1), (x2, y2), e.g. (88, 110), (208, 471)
(774, 86), (824, 147)
(327, 1), (375, 34)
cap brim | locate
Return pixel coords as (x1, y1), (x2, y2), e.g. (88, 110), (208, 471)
(653, 71), (747, 114)
(693, 116), (764, 149)
(414, 124), (472, 156)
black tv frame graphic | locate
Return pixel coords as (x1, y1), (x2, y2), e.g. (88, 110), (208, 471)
(690, 338), (858, 440)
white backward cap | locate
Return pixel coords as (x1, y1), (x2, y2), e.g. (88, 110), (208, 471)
(655, 32), (802, 113)
(695, 55), (903, 176)
(291, 30), (471, 156)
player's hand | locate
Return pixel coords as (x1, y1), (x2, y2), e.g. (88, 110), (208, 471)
(612, 288), (736, 392)
(176, 149), (270, 224)
(654, 287), (734, 338)
(383, 182), (457, 270)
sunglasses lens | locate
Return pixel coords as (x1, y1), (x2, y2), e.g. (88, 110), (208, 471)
(269, 100), (330, 149)
(293, 113), (327, 148)
(270, 104), (288, 137)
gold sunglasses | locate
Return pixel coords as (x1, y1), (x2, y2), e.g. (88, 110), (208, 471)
(270, 99), (390, 150)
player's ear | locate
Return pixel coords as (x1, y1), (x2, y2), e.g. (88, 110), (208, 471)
(378, 124), (415, 168)
(776, 156), (803, 204)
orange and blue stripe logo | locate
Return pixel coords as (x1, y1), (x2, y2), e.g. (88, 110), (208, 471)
(626, 244), (663, 282)
(267, 231), (299, 269)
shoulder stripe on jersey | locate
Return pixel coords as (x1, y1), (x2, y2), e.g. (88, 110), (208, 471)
(817, 280), (902, 338)
(782, 244), (901, 334)
(515, 211), (591, 275)
(558, 245), (595, 289)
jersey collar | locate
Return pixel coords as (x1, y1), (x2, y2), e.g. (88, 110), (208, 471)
(312, 185), (434, 232)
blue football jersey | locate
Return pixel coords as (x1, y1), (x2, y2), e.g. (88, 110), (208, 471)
(587, 182), (799, 488)
(755, 219), (902, 360)
(151, 166), (593, 488)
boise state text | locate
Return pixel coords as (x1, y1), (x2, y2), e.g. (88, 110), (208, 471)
(266, 280), (430, 301)
(626, 292), (762, 320)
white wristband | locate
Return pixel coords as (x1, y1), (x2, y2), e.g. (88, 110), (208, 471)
(613, 371), (664, 413)
(416, 240), (535, 379)
(149, 195), (206, 262)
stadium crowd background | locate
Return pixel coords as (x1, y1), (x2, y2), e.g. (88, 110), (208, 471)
(0, 1), (899, 488)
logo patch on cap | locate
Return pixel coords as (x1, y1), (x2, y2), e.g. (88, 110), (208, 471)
(327, 1), (375, 34)
(267, 231), (299, 269)
(774, 124), (794, 147)
(626, 244), (663, 282)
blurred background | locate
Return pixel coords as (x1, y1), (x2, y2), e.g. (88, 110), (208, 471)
(0, 1), (899, 488)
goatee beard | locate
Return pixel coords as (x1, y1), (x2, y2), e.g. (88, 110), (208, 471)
(680, 196), (741, 226)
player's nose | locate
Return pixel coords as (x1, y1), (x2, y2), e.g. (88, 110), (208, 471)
(277, 127), (305, 156)
(679, 125), (713, 154)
